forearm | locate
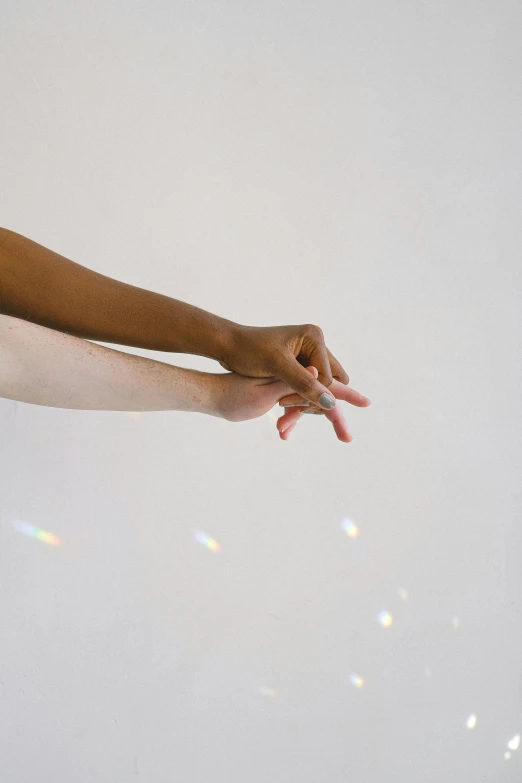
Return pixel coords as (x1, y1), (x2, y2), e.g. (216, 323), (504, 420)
(0, 314), (224, 414)
(0, 227), (238, 360)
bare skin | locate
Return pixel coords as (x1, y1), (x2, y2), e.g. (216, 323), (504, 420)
(274, 366), (370, 442)
(221, 363), (370, 441)
(0, 313), (218, 414)
(0, 314), (370, 440)
(0, 227), (361, 411)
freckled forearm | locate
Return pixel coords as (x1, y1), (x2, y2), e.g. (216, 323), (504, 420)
(0, 314), (225, 415)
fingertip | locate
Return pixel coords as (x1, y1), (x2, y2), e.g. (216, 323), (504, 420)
(319, 392), (337, 410)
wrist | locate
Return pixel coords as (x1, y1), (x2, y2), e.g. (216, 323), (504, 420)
(202, 371), (230, 419)
(175, 305), (240, 364)
(210, 316), (241, 365)
(154, 364), (227, 418)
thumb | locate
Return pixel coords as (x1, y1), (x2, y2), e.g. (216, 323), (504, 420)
(273, 352), (337, 410)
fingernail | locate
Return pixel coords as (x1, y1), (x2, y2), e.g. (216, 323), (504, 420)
(319, 393), (336, 409)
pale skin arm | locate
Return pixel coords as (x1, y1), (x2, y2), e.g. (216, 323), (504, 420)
(0, 228), (372, 425)
(0, 314), (222, 414)
(0, 314), (369, 439)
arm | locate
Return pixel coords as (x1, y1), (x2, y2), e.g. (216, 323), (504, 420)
(0, 227), (238, 360)
(0, 313), (223, 414)
(0, 314), (367, 441)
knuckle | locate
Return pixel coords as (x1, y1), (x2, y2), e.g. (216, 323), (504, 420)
(300, 376), (316, 395)
(306, 323), (323, 338)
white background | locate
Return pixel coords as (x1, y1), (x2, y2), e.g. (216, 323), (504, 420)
(1, 1), (521, 781)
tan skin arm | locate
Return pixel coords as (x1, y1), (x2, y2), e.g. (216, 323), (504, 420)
(0, 227), (235, 360)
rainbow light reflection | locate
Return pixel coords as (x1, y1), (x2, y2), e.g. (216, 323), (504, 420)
(377, 610), (393, 628)
(193, 530), (221, 553)
(508, 734), (520, 751)
(126, 412), (142, 422)
(466, 714), (477, 730)
(258, 686), (278, 698)
(398, 587), (409, 601)
(350, 673), (364, 688)
(342, 517), (359, 539)
(12, 519), (61, 547)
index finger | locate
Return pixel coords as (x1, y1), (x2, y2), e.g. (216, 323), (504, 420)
(326, 347), (349, 385)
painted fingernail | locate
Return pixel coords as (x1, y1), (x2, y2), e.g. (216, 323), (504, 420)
(319, 393), (336, 409)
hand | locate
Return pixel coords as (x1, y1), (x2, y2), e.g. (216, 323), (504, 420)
(276, 366), (370, 442)
(216, 365), (370, 443)
(219, 323), (349, 410)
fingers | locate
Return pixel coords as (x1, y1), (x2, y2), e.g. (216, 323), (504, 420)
(279, 379), (371, 408)
(276, 404), (353, 443)
(274, 344), (338, 410)
(327, 347), (349, 385)
(323, 404), (353, 442)
(275, 364), (355, 442)
(277, 408), (304, 441)
(298, 327), (349, 387)
(279, 366), (317, 408)
(300, 329), (333, 388)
